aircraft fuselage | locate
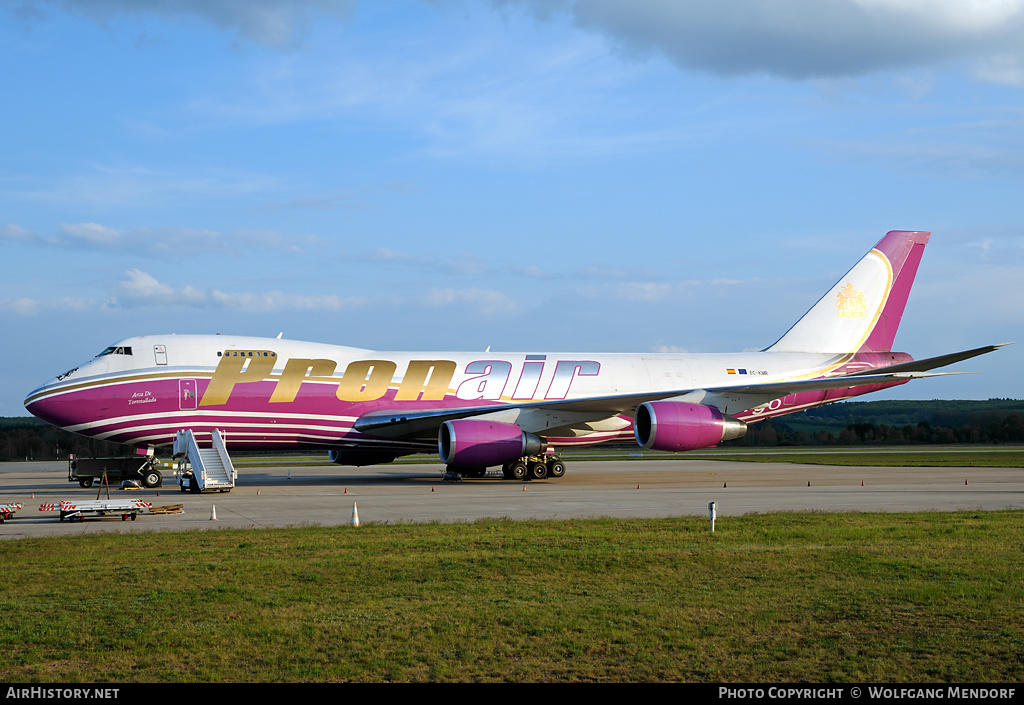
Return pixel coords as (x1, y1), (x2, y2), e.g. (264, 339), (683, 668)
(24, 333), (910, 453)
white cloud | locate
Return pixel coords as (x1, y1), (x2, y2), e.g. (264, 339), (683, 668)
(0, 224), (35, 243)
(206, 289), (363, 313)
(7, 298), (39, 316)
(3, 222), (321, 259)
(1, 295), (108, 316)
(114, 269), (364, 313)
(58, 222), (123, 245)
(972, 53), (1024, 86)
(581, 276), (752, 303)
(423, 287), (519, 316)
(818, 136), (1024, 180)
(118, 268), (206, 306)
(494, 0), (1024, 82)
(19, 0), (357, 49)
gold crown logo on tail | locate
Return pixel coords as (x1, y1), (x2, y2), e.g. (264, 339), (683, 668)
(836, 283), (868, 318)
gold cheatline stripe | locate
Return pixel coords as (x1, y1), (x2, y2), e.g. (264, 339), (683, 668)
(24, 370), (214, 405)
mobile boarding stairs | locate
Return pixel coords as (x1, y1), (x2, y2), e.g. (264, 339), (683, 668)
(173, 429), (237, 493)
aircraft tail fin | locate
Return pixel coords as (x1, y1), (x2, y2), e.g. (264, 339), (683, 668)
(766, 230), (930, 354)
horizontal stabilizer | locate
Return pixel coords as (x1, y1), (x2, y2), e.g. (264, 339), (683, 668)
(848, 342), (1014, 376)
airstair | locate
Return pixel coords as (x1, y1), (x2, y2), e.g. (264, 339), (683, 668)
(173, 429), (236, 493)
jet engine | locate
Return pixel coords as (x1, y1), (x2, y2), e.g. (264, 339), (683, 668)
(633, 401), (747, 451)
(439, 419), (547, 468)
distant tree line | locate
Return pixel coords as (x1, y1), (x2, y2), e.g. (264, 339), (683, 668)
(724, 413), (1024, 448)
(3, 399), (1023, 460)
(723, 398), (1024, 448)
(0, 419), (131, 461)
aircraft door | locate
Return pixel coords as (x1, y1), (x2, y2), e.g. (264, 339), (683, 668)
(179, 379), (198, 410)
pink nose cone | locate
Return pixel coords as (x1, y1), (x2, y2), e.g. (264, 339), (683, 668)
(24, 389), (95, 429)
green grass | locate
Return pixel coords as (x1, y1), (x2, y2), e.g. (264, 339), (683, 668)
(1, 511), (1021, 682)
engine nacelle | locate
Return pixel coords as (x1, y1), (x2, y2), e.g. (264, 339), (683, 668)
(439, 419), (546, 468)
(328, 449), (397, 466)
(634, 401), (747, 451)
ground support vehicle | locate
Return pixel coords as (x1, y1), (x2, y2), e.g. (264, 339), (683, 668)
(39, 499), (153, 522)
(0, 503), (22, 523)
(173, 429), (235, 494)
(68, 455), (164, 489)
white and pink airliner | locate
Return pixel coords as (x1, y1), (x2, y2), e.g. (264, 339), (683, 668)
(25, 231), (1008, 480)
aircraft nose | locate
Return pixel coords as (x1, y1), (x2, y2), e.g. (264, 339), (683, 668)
(24, 383), (82, 429)
(25, 388), (58, 425)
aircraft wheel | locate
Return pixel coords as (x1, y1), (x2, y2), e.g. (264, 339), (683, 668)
(509, 461), (528, 481)
(529, 461), (548, 480)
(142, 469), (162, 488)
(548, 460), (566, 478)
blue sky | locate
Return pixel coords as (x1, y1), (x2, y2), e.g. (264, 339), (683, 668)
(2, 0), (1022, 417)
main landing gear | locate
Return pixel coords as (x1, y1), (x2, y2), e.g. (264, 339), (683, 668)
(444, 454), (566, 482)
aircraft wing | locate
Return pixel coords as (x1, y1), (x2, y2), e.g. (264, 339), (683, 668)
(353, 368), (974, 440)
(354, 342), (1009, 439)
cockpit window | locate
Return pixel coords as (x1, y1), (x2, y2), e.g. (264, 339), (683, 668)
(97, 346), (133, 357)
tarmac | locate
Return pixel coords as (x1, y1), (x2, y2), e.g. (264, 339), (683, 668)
(1, 456), (1021, 539)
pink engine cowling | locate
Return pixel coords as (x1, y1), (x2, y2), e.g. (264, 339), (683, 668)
(634, 401), (746, 451)
(439, 419), (546, 468)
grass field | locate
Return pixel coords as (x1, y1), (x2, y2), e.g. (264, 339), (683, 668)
(1, 510), (1021, 683)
